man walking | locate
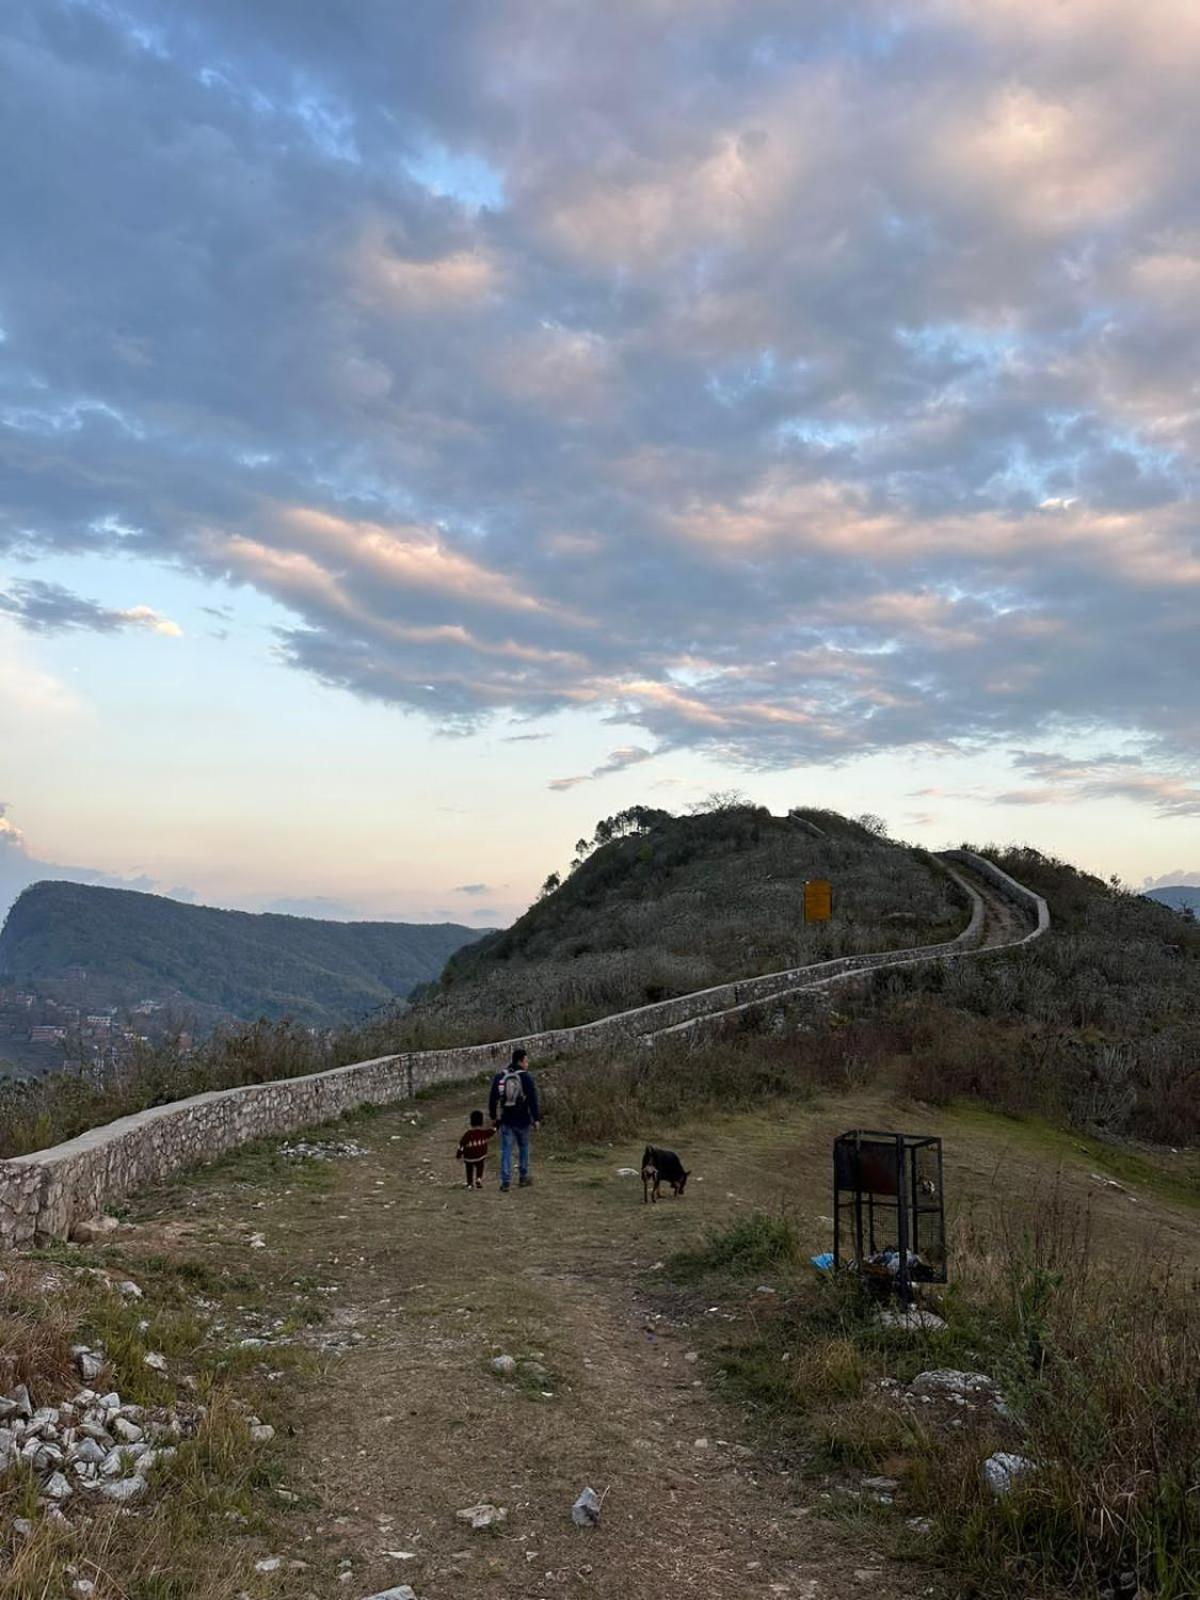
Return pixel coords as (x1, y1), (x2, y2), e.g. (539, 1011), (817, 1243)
(488, 1047), (541, 1192)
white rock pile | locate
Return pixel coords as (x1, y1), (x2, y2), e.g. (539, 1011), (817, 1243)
(278, 1138), (369, 1162)
(0, 1367), (201, 1514)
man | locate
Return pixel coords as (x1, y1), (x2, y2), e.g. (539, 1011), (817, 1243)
(488, 1047), (541, 1192)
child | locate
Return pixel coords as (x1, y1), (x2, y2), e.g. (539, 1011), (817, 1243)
(455, 1109), (496, 1190)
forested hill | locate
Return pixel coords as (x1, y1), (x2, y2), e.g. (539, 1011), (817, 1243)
(0, 881), (484, 1028)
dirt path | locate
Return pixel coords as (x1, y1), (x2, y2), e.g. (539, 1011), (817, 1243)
(274, 1106), (928, 1600)
(121, 1082), (1199, 1600)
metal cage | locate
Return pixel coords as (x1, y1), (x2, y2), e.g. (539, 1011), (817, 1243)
(832, 1129), (947, 1301)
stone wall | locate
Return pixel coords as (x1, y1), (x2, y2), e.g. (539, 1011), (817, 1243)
(0, 850), (1046, 1246)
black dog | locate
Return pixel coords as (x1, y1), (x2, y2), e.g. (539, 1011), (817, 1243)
(641, 1144), (689, 1204)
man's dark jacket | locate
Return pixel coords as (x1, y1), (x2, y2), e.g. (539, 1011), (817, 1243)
(488, 1068), (540, 1130)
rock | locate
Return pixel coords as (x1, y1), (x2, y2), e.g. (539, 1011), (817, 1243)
(102, 1447), (133, 1477)
(878, 1306), (947, 1332)
(143, 1352), (168, 1373)
(43, 1471), (73, 1501)
(117, 1281), (143, 1299)
(101, 1473), (147, 1502)
(910, 1369), (1000, 1402)
(113, 1417), (144, 1444)
(249, 1423), (275, 1444)
(861, 1476), (899, 1493)
(5, 1384), (33, 1419)
(571, 1487), (602, 1527)
(255, 1557), (283, 1573)
(615, 1168), (639, 1177)
(755, 1285), (777, 1295)
(981, 1452), (1036, 1497)
(0, 1428), (15, 1469)
(490, 1355), (518, 1377)
(906, 1516), (934, 1535)
(70, 1216), (120, 1244)
(13, 1518), (34, 1539)
(71, 1580), (96, 1598)
(683, 1351), (699, 1363)
(455, 1503), (507, 1530)
(73, 1344), (105, 1382)
(359, 1588), (418, 1600)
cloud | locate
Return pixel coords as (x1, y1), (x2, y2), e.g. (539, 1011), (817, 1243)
(453, 883), (491, 895)
(0, 0), (1198, 801)
(1142, 869), (1200, 889)
(995, 750), (1200, 818)
(548, 745), (656, 791)
(0, 626), (83, 723)
(0, 580), (181, 637)
(0, 803), (158, 926)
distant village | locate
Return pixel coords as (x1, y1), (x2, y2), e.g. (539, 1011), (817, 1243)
(0, 972), (193, 1078)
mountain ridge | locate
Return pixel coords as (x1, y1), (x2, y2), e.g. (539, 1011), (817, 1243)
(1145, 884), (1200, 915)
(0, 879), (485, 1029)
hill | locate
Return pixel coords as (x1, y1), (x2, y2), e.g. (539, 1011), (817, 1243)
(0, 880), (485, 1029)
(1146, 884), (1200, 916)
(405, 803), (968, 1043)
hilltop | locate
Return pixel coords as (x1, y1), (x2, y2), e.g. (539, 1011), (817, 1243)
(0, 880), (484, 1031)
(406, 803), (968, 1043)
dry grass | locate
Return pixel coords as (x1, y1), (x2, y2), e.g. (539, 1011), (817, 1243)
(671, 1184), (1200, 1598)
(0, 1258), (82, 1397)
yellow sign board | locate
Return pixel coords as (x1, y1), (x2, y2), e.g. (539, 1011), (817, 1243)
(804, 879), (833, 922)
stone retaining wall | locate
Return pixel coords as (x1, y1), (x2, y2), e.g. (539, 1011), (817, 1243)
(0, 851), (1045, 1246)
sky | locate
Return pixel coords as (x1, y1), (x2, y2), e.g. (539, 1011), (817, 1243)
(2, 0), (1199, 930)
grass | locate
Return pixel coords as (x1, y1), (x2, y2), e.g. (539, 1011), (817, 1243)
(541, 1018), (903, 1150)
(671, 1211), (802, 1282)
(0, 1397), (292, 1600)
(0, 1197), (327, 1599)
(664, 1196), (1200, 1598)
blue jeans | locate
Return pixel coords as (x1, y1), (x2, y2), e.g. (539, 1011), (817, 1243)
(500, 1123), (530, 1186)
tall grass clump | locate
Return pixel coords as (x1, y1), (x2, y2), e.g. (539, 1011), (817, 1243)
(921, 1206), (1200, 1598)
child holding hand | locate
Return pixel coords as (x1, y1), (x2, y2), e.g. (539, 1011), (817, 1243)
(455, 1109), (496, 1190)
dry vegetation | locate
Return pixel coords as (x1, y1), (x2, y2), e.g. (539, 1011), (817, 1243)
(0, 1225), (315, 1599)
(873, 845), (1200, 1145)
(668, 1194), (1200, 1599)
(402, 804), (967, 1044)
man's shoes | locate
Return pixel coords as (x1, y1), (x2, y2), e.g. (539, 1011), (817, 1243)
(519, 1175), (533, 1188)
(500, 1182), (510, 1192)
